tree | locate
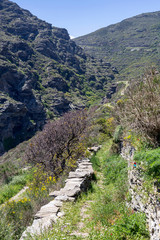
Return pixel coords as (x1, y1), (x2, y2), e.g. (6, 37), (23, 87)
(25, 109), (88, 176)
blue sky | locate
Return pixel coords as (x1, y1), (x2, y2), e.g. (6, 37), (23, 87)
(13, 0), (160, 38)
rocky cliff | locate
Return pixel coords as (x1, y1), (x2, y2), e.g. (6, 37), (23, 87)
(0, 0), (116, 154)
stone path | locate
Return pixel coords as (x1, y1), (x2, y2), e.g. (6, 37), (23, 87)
(10, 186), (29, 201)
(70, 170), (104, 238)
(20, 158), (94, 239)
(70, 200), (93, 238)
(0, 186), (29, 210)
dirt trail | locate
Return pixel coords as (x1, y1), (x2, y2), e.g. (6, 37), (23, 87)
(70, 171), (104, 238)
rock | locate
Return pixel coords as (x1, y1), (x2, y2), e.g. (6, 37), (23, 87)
(54, 195), (75, 202)
(88, 146), (101, 153)
(65, 178), (86, 184)
(20, 215), (57, 240)
(63, 186), (81, 198)
(35, 205), (59, 219)
(65, 177), (84, 183)
(51, 200), (63, 207)
(0, 0), (116, 153)
(122, 144), (160, 240)
(57, 211), (65, 218)
(20, 157), (94, 239)
(76, 168), (94, 175)
(68, 171), (91, 178)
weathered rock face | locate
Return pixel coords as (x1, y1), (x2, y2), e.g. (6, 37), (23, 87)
(121, 143), (160, 240)
(0, 0), (116, 154)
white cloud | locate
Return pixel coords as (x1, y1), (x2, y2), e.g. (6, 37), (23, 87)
(70, 35), (75, 39)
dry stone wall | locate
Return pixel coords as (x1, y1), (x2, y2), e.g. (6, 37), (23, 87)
(121, 143), (160, 240)
(20, 158), (94, 239)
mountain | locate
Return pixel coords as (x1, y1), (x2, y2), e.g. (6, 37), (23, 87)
(74, 11), (160, 81)
(0, 0), (116, 154)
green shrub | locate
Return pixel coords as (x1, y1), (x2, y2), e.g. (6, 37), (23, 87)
(0, 198), (33, 239)
(109, 142), (121, 154)
(0, 161), (19, 184)
(0, 172), (32, 204)
(9, 175), (27, 186)
(90, 154), (101, 171)
(103, 155), (127, 185)
(0, 213), (15, 240)
(0, 184), (22, 204)
(111, 212), (149, 240)
(134, 148), (160, 180)
(113, 125), (123, 143)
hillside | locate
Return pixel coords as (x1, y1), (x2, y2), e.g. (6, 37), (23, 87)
(0, 0), (116, 154)
(74, 11), (160, 81)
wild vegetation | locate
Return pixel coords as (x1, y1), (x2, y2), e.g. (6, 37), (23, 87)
(25, 142), (149, 240)
(25, 109), (88, 176)
(114, 68), (160, 147)
(1, 67), (158, 239)
(1, 1), (160, 239)
(0, 105), (113, 240)
(75, 11), (160, 81)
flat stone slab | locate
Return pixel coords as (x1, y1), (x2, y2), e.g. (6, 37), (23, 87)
(78, 165), (94, 172)
(54, 195), (75, 202)
(65, 176), (86, 185)
(49, 190), (60, 197)
(64, 180), (83, 189)
(68, 171), (90, 178)
(63, 186), (81, 197)
(75, 168), (94, 174)
(65, 177), (85, 183)
(35, 205), (59, 219)
(50, 186), (81, 198)
(51, 200), (63, 207)
(79, 162), (93, 165)
(20, 215), (57, 239)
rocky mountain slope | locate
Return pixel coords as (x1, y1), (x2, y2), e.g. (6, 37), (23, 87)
(0, 0), (116, 154)
(74, 11), (160, 81)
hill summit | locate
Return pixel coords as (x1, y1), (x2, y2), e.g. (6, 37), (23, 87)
(74, 11), (160, 81)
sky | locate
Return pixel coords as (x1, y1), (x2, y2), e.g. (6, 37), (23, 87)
(12, 0), (160, 38)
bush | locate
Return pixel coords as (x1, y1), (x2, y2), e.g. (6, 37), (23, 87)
(0, 162), (19, 184)
(134, 148), (160, 180)
(25, 109), (88, 176)
(114, 68), (160, 146)
(9, 175), (27, 186)
(113, 125), (123, 143)
(26, 164), (56, 207)
(0, 214), (15, 240)
(0, 198), (33, 239)
(90, 154), (101, 171)
(0, 185), (22, 204)
(103, 155), (127, 185)
(0, 172), (32, 204)
(111, 212), (150, 239)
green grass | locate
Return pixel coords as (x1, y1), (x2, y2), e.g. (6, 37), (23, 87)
(28, 141), (149, 240)
(134, 147), (160, 181)
(0, 172), (32, 204)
